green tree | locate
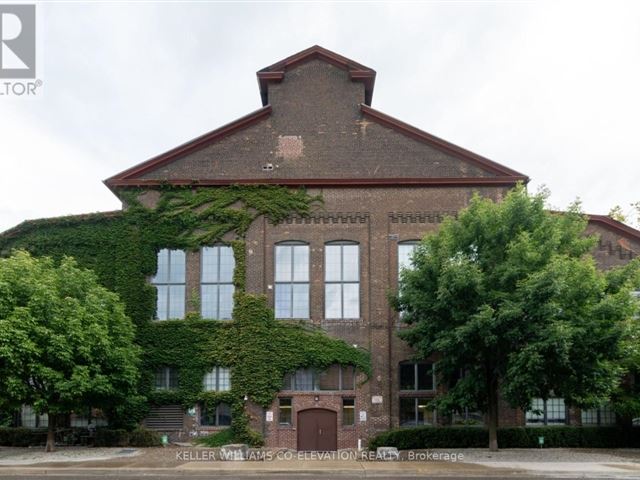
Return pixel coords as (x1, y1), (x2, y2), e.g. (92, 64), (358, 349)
(395, 185), (639, 450)
(0, 251), (140, 451)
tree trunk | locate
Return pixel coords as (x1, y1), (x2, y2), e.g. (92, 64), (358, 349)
(487, 376), (499, 451)
(45, 414), (55, 452)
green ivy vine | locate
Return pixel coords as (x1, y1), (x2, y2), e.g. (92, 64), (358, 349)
(0, 185), (370, 445)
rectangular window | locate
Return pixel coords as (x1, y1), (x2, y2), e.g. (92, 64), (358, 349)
(152, 249), (186, 320)
(155, 367), (178, 390)
(342, 398), (355, 426)
(325, 243), (360, 319)
(200, 403), (232, 427)
(202, 367), (231, 392)
(283, 366), (356, 391)
(279, 398), (292, 425)
(400, 362), (434, 391)
(275, 244), (310, 319)
(526, 398), (566, 426)
(398, 242), (418, 278)
(399, 397), (433, 427)
(581, 404), (616, 426)
(20, 405), (48, 429)
(201, 246), (235, 320)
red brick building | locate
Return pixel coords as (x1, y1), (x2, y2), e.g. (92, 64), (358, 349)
(6, 46), (640, 449)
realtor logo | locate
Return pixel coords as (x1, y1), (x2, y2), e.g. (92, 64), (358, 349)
(0, 4), (35, 78)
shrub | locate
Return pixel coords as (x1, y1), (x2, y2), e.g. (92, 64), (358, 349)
(368, 426), (640, 450)
(127, 427), (162, 447)
(195, 428), (235, 447)
(94, 428), (130, 447)
(0, 427), (47, 447)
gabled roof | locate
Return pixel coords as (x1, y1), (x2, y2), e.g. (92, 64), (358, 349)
(587, 214), (640, 243)
(257, 45), (376, 106)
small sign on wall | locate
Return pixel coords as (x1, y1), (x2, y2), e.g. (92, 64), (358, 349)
(266, 411), (273, 422)
(359, 410), (367, 422)
(371, 395), (383, 404)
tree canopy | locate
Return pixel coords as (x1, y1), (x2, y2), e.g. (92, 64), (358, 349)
(395, 185), (640, 450)
(0, 250), (141, 451)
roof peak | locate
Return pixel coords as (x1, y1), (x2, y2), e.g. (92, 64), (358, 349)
(257, 45), (376, 106)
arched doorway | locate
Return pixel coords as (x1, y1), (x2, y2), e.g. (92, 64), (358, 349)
(297, 408), (337, 451)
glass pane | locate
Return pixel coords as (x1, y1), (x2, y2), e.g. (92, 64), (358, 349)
(153, 249), (169, 283)
(218, 247), (235, 283)
(600, 405), (616, 425)
(168, 285), (185, 319)
(217, 403), (232, 426)
(341, 365), (355, 390)
(400, 363), (415, 390)
(201, 406), (216, 426)
(169, 250), (186, 283)
(342, 245), (359, 282)
(279, 398), (292, 425)
(282, 373), (292, 390)
(417, 398), (430, 425)
(318, 365), (340, 390)
(218, 367), (231, 391)
(324, 245), (342, 281)
(275, 284), (292, 319)
(201, 247), (219, 283)
(154, 369), (166, 390)
(201, 285), (218, 319)
(325, 284), (342, 319)
(275, 246), (292, 282)
(547, 398), (565, 424)
(203, 369), (217, 391)
(526, 398), (545, 425)
(342, 283), (359, 318)
(294, 369), (315, 391)
(21, 405), (36, 428)
(417, 363), (434, 390)
(218, 285), (234, 320)
(342, 398), (355, 426)
(292, 284), (309, 319)
(398, 243), (417, 276)
(399, 398), (417, 426)
(39, 413), (48, 428)
(156, 285), (168, 320)
(581, 408), (597, 425)
(293, 245), (309, 282)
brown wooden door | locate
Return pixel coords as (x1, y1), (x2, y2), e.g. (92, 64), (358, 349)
(297, 408), (337, 451)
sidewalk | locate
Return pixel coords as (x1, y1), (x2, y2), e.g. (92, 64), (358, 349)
(1, 447), (640, 477)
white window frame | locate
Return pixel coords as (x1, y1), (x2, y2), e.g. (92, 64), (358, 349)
(274, 242), (310, 319)
(151, 249), (186, 320)
(200, 245), (235, 320)
(203, 367), (231, 392)
(324, 241), (360, 319)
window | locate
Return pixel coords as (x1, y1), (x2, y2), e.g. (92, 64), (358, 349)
(279, 398), (292, 425)
(451, 408), (484, 426)
(152, 249), (186, 320)
(275, 243), (310, 319)
(283, 365), (356, 391)
(154, 367), (178, 390)
(203, 367), (231, 392)
(325, 242), (359, 319)
(398, 241), (419, 279)
(526, 398), (566, 426)
(400, 398), (433, 427)
(581, 404), (616, 426)
(342, 398), (355, 426)
(201, 246), (235, 320)
(201, 403), (232, 427)
(400, 362), (435, 391)
(20, 405), (48, 429)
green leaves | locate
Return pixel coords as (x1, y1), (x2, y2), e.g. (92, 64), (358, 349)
(0, 251), (140, 418)
(395, 184), (639, 421)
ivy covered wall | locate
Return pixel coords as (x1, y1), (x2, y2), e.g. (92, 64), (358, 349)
(0, 186), (371, 444)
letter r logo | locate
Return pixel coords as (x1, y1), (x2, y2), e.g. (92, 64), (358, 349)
(0, 4), (35, 78)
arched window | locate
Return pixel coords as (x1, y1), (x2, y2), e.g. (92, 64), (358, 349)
(274, 242), (310, 319)
(325, 241), (359, 319)
(201, 245), (235, 320)
(152, 249), (186, 320)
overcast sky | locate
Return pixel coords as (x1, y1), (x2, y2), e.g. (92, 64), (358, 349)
(1, 0), (639, 233)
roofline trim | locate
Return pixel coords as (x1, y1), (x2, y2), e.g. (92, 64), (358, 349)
(104, 105), (272, 185)
(360, 104), (529, 179)
(587, 214), (640, 243)
(103, 176), (528, 188)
